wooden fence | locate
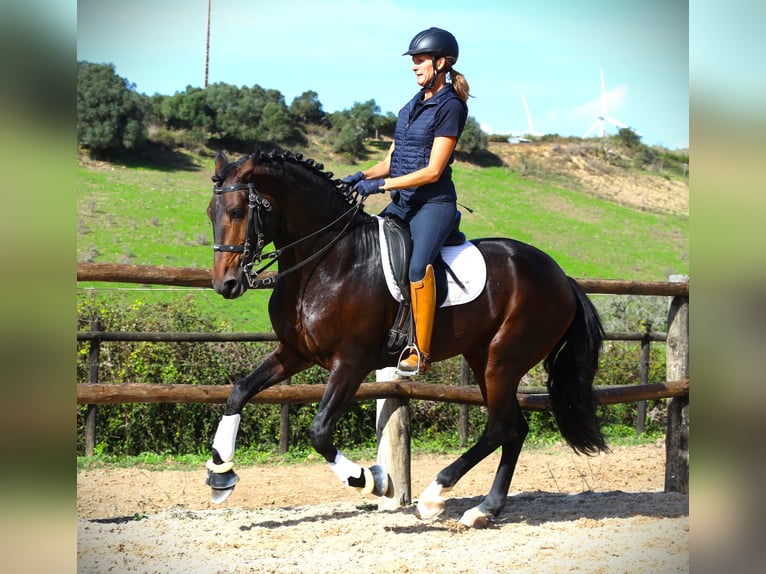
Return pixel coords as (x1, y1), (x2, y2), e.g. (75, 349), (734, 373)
(76, 263), (689, 502)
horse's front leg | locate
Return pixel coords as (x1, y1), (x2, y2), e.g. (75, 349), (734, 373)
(206, 344), (310, 503)
(308, 366), (390, 498)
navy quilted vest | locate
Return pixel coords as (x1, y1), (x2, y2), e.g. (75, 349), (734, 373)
(389, 85), (466, 205)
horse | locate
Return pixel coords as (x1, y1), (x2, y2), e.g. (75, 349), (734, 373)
(204, 148), (607, 528)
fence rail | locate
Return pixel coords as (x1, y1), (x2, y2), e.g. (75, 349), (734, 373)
(77, 262), (690, 296)
(76, 379), (688, 409)
(75, 330), (665, 344)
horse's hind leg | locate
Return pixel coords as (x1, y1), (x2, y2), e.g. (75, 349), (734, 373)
(416, 355), (529, 527)
(458, 399), (528, 527)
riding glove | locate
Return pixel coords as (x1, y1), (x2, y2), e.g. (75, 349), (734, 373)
(342, 171), (364, 186)
(353, 178), (386, 197)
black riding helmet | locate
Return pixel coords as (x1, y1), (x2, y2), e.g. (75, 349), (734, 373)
(403, 27), (459, 62)
(403, 28), (459, 89)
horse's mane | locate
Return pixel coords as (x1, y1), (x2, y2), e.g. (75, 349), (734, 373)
(215, 149), (362, 208)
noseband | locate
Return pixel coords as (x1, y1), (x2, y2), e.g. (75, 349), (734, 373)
(212, 181), (364, 289)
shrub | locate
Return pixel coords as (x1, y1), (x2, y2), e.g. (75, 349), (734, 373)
(457, 116), (488, 155)
(77, 62), (147, 153)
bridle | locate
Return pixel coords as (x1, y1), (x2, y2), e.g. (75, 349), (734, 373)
(212, 181), (364, 289)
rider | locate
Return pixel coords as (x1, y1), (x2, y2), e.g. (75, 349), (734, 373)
(343, 27), (470, 376)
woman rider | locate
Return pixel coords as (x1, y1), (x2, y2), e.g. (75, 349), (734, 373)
(343, 27), (470, 376)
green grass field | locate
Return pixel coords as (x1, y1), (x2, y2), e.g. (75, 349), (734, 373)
(77, 147), (688, 331)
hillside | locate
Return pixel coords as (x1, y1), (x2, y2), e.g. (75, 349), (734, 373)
(77, 137), (687, 331)
(483, 140), (688, 217)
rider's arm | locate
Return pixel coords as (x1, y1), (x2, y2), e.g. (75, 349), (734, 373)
(379, 136), (457, 191)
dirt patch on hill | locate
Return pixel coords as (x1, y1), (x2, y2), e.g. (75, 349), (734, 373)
(77, 443), (688, 573)
(486, 141), (689, 217)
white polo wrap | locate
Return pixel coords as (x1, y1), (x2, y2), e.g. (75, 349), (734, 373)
(212, 414), (241, 462)
(329, 451), (363, 486)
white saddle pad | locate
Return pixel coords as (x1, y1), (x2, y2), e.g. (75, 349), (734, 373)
(376, 215), (486, 308)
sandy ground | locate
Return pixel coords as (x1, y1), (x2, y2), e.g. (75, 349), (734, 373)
(78, 442), (688, 573)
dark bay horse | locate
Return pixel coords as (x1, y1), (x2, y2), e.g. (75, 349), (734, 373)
(205, 149), (607, 527)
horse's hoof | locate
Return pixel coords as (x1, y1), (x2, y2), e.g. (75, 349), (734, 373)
(369, 464), (391, 497)
(459, 506), (489, 529)
(358, 464), (390, 497)
(210, 486), (235, 504)
(415, 480), (446, 521)
(206, 469), (239, 504)
(415, 499), (445, 521)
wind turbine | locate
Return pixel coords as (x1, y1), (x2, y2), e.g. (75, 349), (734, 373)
(583, 69), (639, 138)
(520, 91), (543, 137)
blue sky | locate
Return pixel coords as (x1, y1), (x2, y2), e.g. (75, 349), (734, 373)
(78, 0), (689, 149)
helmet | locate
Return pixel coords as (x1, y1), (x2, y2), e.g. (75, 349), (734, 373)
(403, 27), (459, 62)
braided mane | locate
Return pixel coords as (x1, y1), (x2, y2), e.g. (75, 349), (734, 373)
(251, 149), (361, 207)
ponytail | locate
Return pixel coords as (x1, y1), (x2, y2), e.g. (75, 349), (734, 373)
(449, 69), (471, 102)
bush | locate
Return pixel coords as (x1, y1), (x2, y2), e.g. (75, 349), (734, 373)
(457, 116), (488, 155)
(77, 62), (147, 153)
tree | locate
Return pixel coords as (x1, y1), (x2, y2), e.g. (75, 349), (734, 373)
(290, 90), (325, 124)
(262, 101), (298, 143)
(616, 127), (642, 148)
(328, 111), (366, 156)
(159, 86), (213, 132)
(77, 61), (147, 153)
(374, 112), (397, 139)
(204, 82), (260, 144)
(348, 99), (380, 138)
(328, 100), (380, 157)
(457, 116), (488, 155)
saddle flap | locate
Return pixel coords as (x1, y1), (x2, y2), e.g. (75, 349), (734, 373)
(382, 217), (412, 301)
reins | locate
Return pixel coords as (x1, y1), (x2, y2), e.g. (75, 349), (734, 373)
(212, 181), (365, 289)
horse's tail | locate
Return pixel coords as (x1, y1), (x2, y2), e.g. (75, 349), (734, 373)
(543, 277), (609, 455)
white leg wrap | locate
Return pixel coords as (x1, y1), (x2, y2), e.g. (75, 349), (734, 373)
(416, 480), (451, 521)
(421, 480), (446, 502)
(212, 414), (241, 462)
(329, 452), (363, 487)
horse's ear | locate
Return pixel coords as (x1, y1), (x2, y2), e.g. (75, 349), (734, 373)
(214, 151), (229, 174)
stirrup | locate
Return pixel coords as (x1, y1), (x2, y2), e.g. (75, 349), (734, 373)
(395, 344), (422, 377)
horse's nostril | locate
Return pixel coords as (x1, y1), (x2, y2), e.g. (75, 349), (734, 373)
(221, 278), (239, 299)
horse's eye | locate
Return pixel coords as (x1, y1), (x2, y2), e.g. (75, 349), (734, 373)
(229, 208), (245, 220)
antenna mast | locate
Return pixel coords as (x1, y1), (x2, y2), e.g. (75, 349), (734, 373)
(204, 0), (211, 87)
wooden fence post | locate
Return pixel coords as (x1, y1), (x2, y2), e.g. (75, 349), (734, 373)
(376, 367), (411, 509)
(636, 320), (652, 436)
(665, 274), (689, 493)
(279, 377), (291, 454)
(85, 318), (102, 456)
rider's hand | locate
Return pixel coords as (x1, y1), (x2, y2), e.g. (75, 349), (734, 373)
(353, 178), (385, 197)
(342, 171), (364, 186)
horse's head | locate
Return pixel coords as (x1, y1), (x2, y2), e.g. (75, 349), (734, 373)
(207, 151), (276, 299)
(207, 149), (364, 299)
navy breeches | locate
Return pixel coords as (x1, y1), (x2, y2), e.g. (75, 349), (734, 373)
(380, 200), (457, 282)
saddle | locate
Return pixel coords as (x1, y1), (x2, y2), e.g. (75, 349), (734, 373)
(378, 213), (484, 358)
